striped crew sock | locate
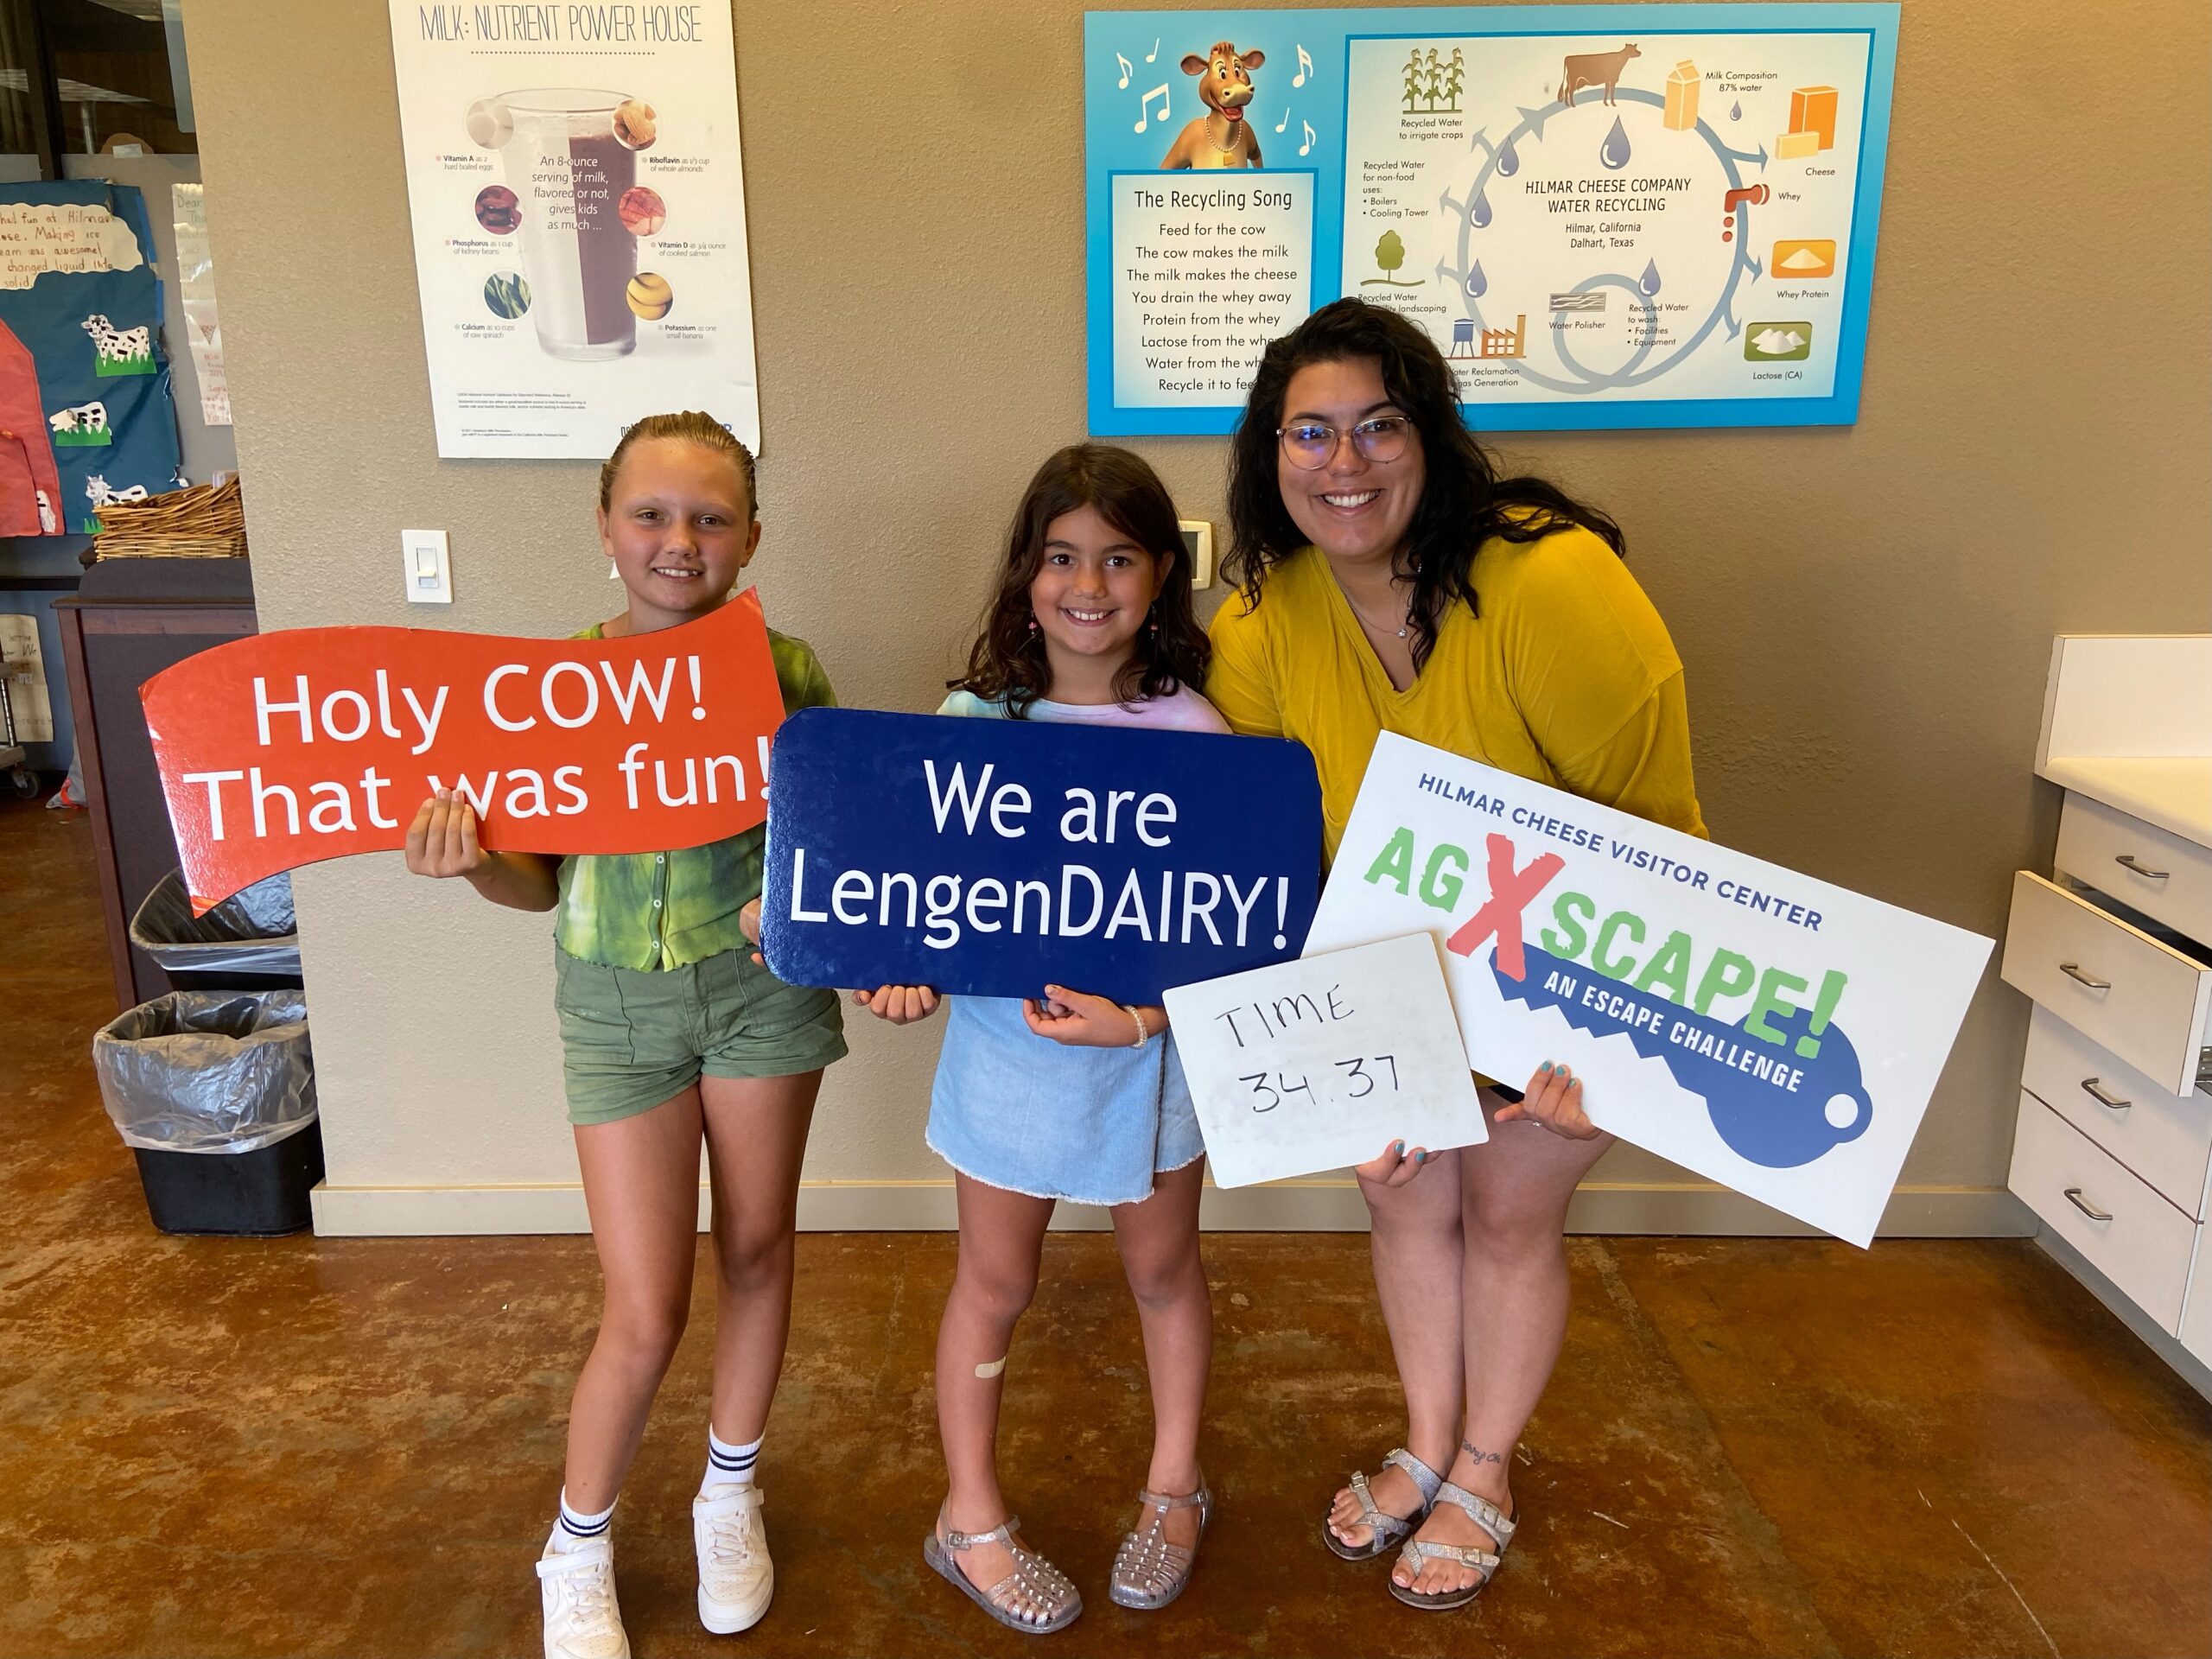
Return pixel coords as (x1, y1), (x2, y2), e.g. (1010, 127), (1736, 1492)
(550, 1489), (615, 1553)
(702, 1427), (761, 1493)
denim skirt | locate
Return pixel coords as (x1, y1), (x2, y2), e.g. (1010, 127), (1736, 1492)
(926, 995), (1205, 1206)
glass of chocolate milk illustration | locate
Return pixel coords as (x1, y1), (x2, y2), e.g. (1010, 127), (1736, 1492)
(500, 90), (638, 359)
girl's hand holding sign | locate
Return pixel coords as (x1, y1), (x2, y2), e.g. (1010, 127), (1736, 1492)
(1020, 984), (1162, 1048)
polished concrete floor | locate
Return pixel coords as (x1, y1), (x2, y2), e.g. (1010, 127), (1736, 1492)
(5, 797), (2209, 1658)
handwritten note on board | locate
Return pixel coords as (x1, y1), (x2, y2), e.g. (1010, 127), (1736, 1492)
(1163, 932), (1487, 1188)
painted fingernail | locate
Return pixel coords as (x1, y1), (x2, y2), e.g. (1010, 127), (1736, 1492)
(1558, 1065), (1573, 1080)
(1414, 1151), (1427, 1164)
(1393, 1141), (1404, 1155)
(1540, 1061), (1554, 1073)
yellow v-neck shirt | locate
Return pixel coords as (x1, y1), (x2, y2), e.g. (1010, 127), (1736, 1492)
(1206, 527), (1707, 861)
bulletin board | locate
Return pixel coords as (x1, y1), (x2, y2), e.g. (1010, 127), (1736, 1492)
(1083, 4), (1898, 435)
(0, 181), (182, 533)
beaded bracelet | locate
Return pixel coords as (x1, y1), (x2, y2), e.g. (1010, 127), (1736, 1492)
(1122, 1003), (1151, 1049)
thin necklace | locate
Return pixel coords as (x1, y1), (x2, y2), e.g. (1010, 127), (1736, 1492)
(1343, 586), (1411, 640)
(1206, 113), (1246, 156)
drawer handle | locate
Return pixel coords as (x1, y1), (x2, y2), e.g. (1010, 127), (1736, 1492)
(2063, 1187), (2113, 1223)
(2079, 1077), (2131, 1110)
(2058, 963), (2111, 990)
(2114, 855), (2170, 880)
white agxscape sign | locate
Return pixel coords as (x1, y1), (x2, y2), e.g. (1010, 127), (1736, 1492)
(1305, 734), (1993, 1246)
(1165, 932), (1487, 1188)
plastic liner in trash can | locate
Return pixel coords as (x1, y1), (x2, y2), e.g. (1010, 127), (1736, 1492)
(129, 871), (302, 990)
(92, 991), (322, 1236)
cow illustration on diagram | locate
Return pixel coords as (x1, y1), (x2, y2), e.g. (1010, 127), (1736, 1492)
(1559, 42), (1641, 107)
(1160, 41), (1265, 168)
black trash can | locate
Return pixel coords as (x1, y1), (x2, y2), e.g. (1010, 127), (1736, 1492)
(129, 872), (302, 993)
(92, 990), (321, 1236)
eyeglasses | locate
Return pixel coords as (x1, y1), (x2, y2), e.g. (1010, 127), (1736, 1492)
(1276, 416), (1412, 470)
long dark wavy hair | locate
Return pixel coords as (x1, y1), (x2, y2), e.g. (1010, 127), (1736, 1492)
(950, 444), (1211, 717)
(1225, 298), (1624, 668)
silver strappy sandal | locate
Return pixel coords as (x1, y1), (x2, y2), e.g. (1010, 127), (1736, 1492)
(1109, 1482), (1212, 1610)
(1389, 1479), (1516, 1611)
(1324, 1447), (1443, 1561)
(922, 1510), (1082, 1634)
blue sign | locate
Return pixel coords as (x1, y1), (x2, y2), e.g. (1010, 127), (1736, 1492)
(1494, 943), (1871, 1167)
(761, 709), (1324, 1002)
(1084, 6), (1899, 435)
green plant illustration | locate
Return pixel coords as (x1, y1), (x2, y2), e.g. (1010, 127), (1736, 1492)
(1360, 229), (1423, 288)
(1401, 45), (1465, 114)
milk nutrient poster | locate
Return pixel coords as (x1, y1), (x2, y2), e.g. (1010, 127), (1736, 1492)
(388, 3), (762, 457)
(1083, 5), (1897, 435)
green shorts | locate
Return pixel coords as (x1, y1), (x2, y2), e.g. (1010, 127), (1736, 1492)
(553, 944), (847, 1127)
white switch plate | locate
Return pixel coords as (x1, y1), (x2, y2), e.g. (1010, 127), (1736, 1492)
(1179, 519), (1215, 588)
(402, 529), (452, 604)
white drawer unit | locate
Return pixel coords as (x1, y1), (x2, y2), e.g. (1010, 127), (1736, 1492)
(2054, 792), (2212, 946)
(2008, 1096), (2197, 1333)
(2008, 635), (2212, 1385)
(2182, 1228), (2212, 1369)
(2001, 871), (2212, 1099)
(2019, 1005), (2212, 1218)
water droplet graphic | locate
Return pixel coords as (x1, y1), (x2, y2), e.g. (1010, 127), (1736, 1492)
(1638, 259), (1662, 296)
(1497, 138), (1519, 177)
(1469, 188), (1492, 229)
(1729, 100), (1743, 122)
(1466, 262), (1487, 298)
(1600, 116), (1631, 170)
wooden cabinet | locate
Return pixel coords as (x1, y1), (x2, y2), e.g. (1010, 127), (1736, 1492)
(55, 557), (257, 1012)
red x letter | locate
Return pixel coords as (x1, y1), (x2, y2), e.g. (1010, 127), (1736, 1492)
(1446, 834), (1564, 981)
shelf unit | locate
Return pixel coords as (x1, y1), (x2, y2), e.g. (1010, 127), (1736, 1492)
(2002, 635), (2212, 1370)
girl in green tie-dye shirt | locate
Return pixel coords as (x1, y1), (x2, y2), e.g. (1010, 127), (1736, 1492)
(404, 412), (842, 1655)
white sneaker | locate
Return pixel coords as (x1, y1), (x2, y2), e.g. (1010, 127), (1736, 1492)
(537, 1535), (631, 1659)
(694, 1483), (774, 1633)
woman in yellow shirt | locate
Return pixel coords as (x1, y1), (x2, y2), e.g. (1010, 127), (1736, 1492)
(1208, 299), (1706, 1611)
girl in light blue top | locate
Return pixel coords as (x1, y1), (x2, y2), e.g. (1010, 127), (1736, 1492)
(861, 445), (1226, 1635)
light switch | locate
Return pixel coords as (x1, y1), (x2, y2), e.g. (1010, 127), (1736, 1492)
(402, 529), (452, 604)
(1179, 519), (1215, 588)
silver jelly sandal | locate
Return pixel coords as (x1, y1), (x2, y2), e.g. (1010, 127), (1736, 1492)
(1109, 1482), (1212, 1610)
(1324, 1447), (1443, 1561)
(1388, 1480), (1516, 1611)
(922, 1510), (1082, 1634)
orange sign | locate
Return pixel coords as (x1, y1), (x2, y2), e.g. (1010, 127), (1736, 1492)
(1770, 238), (1837, 280)
(140, 593), (787, 912)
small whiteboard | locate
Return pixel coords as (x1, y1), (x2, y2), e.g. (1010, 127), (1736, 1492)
(1164, 933), (1488, 1189)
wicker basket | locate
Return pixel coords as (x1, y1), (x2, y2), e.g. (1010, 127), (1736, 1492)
(91, 476), (247, 559)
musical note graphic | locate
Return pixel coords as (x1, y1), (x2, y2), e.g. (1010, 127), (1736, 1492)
(1299, 119), (1318, 156)
(1116, 52), (1132, 89)
(1145, 37), (1160, 63)
(1135, 83), (1169, 134)
(1274, 106), (1290, 134)
(1293, 43), (1314, 87)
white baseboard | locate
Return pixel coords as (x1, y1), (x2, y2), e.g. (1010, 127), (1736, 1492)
(310, 1178), (2034, 1239)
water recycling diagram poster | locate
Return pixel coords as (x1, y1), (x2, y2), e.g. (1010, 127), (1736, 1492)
(1084, 5), (1897, 434)
(387, 3), (763, 457)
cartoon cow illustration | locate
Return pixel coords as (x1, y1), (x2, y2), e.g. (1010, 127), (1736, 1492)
(1160, 41), (1265, 169)
(48, 400), (107, 435)
(1559, 42), (1640, 107)
(85, 474), (148, 508)
(79, 314), (151, 365)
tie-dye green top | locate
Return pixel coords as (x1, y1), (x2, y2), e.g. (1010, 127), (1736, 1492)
(554, 621), (836, 970)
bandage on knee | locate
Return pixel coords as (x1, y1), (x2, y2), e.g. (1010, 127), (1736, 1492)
(973, 1356), (1007, 1379)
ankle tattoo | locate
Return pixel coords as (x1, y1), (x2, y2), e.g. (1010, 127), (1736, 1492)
(1460, 1440), (1505, 1469)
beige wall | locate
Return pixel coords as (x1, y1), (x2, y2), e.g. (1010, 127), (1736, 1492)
(185, 1), (2211, 1231)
